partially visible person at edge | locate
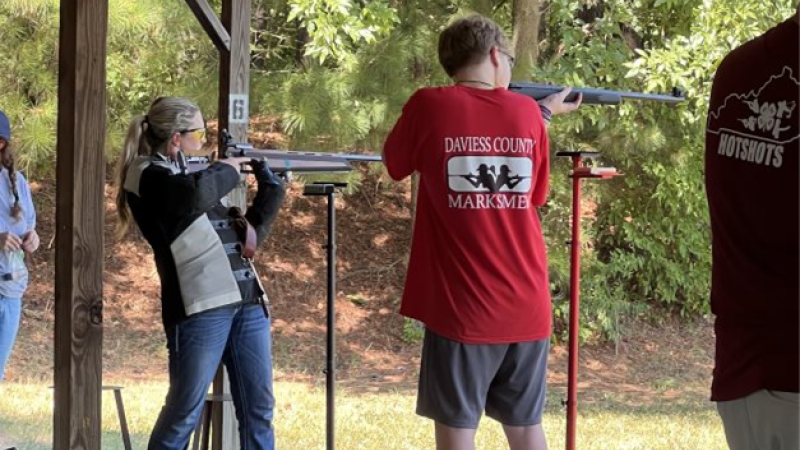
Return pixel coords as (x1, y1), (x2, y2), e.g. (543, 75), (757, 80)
(704, 7), (799, 450)
(383, 14), (581, 450)
(0, 110), (39, 383)
(115, 97), (285, 450)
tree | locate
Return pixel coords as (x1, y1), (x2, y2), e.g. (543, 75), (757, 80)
(511, 0), (541, 79)
(0, 0), (220, 176)
(532, 0), (794, 339)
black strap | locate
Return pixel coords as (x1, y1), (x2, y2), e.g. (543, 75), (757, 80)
(232, 268), (257, 282)
(222, 242), (242, 255)
(210, 220), (230, 230)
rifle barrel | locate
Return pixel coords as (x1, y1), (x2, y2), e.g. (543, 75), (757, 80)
(185, 159), (357, 174)
(226, 148), (383, 163)
(184, 148), (383, 174)
(508, 82), (684, 105)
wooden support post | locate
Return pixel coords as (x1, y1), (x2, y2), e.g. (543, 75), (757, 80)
(212, 0), (251, 448)
(219, 0), (251, 148)
(53, 0), (108, 449)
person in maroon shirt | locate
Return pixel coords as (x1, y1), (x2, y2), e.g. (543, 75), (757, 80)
(704, 8), (799, 450)
(383, 14), (580, 450)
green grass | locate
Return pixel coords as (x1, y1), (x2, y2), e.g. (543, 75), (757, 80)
(0, 381), (727, 449)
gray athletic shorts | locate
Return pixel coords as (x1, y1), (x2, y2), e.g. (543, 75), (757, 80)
(717, 389), (799, 450)
(416, 328), (550, 429)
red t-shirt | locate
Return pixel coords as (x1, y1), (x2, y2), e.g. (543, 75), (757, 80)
(383, 85), (552, 344)
(705, 18), (800, 401)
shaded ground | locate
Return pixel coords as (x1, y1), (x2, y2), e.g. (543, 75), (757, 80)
(7, 121), (717, 407)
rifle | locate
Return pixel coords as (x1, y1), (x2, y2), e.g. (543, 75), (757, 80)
(185, 130), (383, 178)
(508, 82), (684, 105)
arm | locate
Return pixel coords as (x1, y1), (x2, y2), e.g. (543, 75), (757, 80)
(244, 159), (287, 246)
(537, 87), (583, 127)
(18, 173), (39, 254)
(506, 176), (524, 189)
(138, 162), (241, 217)
(383, 93), (421, 181)
(461, 174), (482, 188)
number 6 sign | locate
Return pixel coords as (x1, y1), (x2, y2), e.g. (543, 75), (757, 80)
(229, 94), (249, 124)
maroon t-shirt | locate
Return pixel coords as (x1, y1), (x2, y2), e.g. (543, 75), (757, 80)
(705, 18), (800, 401)
(383, 86), (552, 344)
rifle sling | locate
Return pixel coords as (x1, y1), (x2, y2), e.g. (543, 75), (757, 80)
(226, 207), (257, 259)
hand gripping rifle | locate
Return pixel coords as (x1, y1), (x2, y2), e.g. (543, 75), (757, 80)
(185, 130), (383, 180)
(508, 82), (685, 105)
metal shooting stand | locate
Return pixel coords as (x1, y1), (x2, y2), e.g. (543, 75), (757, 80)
(303, 181), (348, 450)
(556, 151), (622, 450)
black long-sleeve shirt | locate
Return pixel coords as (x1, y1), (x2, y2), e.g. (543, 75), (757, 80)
(124, 153), (285, 330)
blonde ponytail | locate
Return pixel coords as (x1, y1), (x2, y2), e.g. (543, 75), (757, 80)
(115, 115), (148, 236)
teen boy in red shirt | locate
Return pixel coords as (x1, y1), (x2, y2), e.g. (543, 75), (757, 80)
(384, 14), (580, 450)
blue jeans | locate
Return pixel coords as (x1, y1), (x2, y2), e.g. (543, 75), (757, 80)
(148, 304), (275, 450)
(0, 295), (21, 381)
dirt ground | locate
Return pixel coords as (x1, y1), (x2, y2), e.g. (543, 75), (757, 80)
(7, 124), (717, 405)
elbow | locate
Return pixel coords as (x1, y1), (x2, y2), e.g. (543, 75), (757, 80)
(273, 189), (287, 213)
(388, 167), (412, 182)
(267, 180), (287, 207)
(276, 178), (287, 197)
(384, 158), (409, 181)
(247, 184), (286, 233)
(382, 145), (414, 181)
(382, 149), (399, 180)
(253, 206), (282, 246)
(385, 163), (401, 181)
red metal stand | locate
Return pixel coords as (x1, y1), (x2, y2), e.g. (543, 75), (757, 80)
(556, 151), (621, 450)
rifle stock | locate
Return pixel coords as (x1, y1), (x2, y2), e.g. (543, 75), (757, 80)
(508, 82), (684, 105)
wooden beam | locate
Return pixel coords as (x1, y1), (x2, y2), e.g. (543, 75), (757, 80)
(54, 0), (108, 449)
(213, 0), (251, 448)
(185, 0), (232, 53)
(219, 0), (251, 147)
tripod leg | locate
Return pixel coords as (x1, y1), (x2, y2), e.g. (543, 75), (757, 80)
(566, 156), (583, 450)
(326, 191), (337, 450)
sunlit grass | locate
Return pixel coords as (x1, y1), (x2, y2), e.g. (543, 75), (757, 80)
(0, 381), (727, 450)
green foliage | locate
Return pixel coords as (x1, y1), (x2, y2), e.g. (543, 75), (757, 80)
(0, 0), (221, 173)
(286, 0), (399, 64)
(0, 0), (59, 177)
(264, 68), (372, 146)
(257, 0), (450, 162)
(401, 318), (425, 344)
(106, 0), (220, 147)
(537, 0), (794, 338)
